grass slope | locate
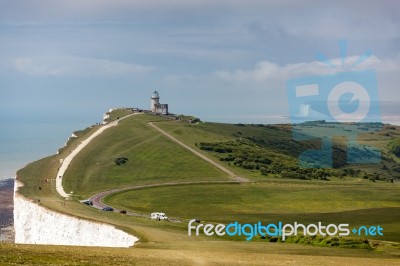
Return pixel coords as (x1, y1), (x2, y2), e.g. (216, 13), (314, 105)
(14, 111), (400, 264)
(154, 121), (400, 180)
(62, 114), (230, 197)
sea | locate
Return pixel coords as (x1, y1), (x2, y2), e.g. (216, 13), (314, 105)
(0, 120), (95, 182)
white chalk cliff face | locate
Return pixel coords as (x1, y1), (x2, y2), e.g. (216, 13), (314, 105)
(14, 181), (138, 247)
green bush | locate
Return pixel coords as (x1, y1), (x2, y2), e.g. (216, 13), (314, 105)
(198, 138), (371, 181)
(114, 157), (129, 166)
(388, 138), (400, 157)
(278, 235), (370, 249)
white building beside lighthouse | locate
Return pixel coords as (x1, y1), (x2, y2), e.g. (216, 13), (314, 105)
(151, 90), (168, 115)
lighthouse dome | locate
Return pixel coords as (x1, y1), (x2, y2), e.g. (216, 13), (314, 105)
(151, 90), (159, 99)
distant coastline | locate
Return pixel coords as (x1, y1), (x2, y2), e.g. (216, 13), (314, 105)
(0, 177), (13, 185)
(0, 178), (14, 227)
(0, 178), (14, 242)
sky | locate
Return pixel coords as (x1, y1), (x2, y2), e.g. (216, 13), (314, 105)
(0, 0), (399, 124)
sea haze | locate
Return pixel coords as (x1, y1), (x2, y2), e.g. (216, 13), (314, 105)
(0, 113), (98, 181)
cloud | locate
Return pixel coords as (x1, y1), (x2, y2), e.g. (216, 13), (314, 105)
(212, 54), (400, 108)
(215, 55), (400, 82)
(0, 0), (228, 21)
(12, 56), (154, 77)
(215, 60), (332, 82)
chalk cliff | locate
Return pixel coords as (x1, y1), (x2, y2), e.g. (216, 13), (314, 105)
(14, 181), (138, 247)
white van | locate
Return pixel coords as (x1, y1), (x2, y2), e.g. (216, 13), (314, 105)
(151, 212), (168, 220)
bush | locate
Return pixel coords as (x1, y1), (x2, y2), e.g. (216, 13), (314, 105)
(388, 138), (400, 157)
(114, 157), (129, 166)
(279, 235), (370, 249)
(269, 237), (278, 242)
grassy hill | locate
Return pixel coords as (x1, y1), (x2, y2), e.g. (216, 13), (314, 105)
(13, 110), (400, 264)
(62, 114), (230, 197)
(154, 120), (400, 181)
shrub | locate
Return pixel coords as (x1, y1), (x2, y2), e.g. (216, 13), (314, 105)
(114, 157), (129, 166)
(388, 138), (400, 157)
(276, 235), (370, 249)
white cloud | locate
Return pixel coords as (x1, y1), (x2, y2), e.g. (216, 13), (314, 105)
(12, 56), (154, 77)
(215, 55), (400, 82)
(215, 60), (330, 82)
(212, 54), (400, 106)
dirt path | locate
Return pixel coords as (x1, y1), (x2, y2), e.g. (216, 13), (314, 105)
(56, 113), (139, 198)
(148, 122), (248, 182)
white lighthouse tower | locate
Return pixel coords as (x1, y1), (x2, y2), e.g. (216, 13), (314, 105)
(151, 90), (160, 112)
(150, 90), (169, 115)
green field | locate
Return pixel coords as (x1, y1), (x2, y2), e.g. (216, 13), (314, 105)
(13, 111), (400, 264)
(105, 181), (400, 242)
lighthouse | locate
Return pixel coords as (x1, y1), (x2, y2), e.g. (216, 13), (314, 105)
(151, 91), (160, 112)
(150, 91), (169, 115)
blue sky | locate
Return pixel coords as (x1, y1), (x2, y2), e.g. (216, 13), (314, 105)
(0, 0), (399, 123)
